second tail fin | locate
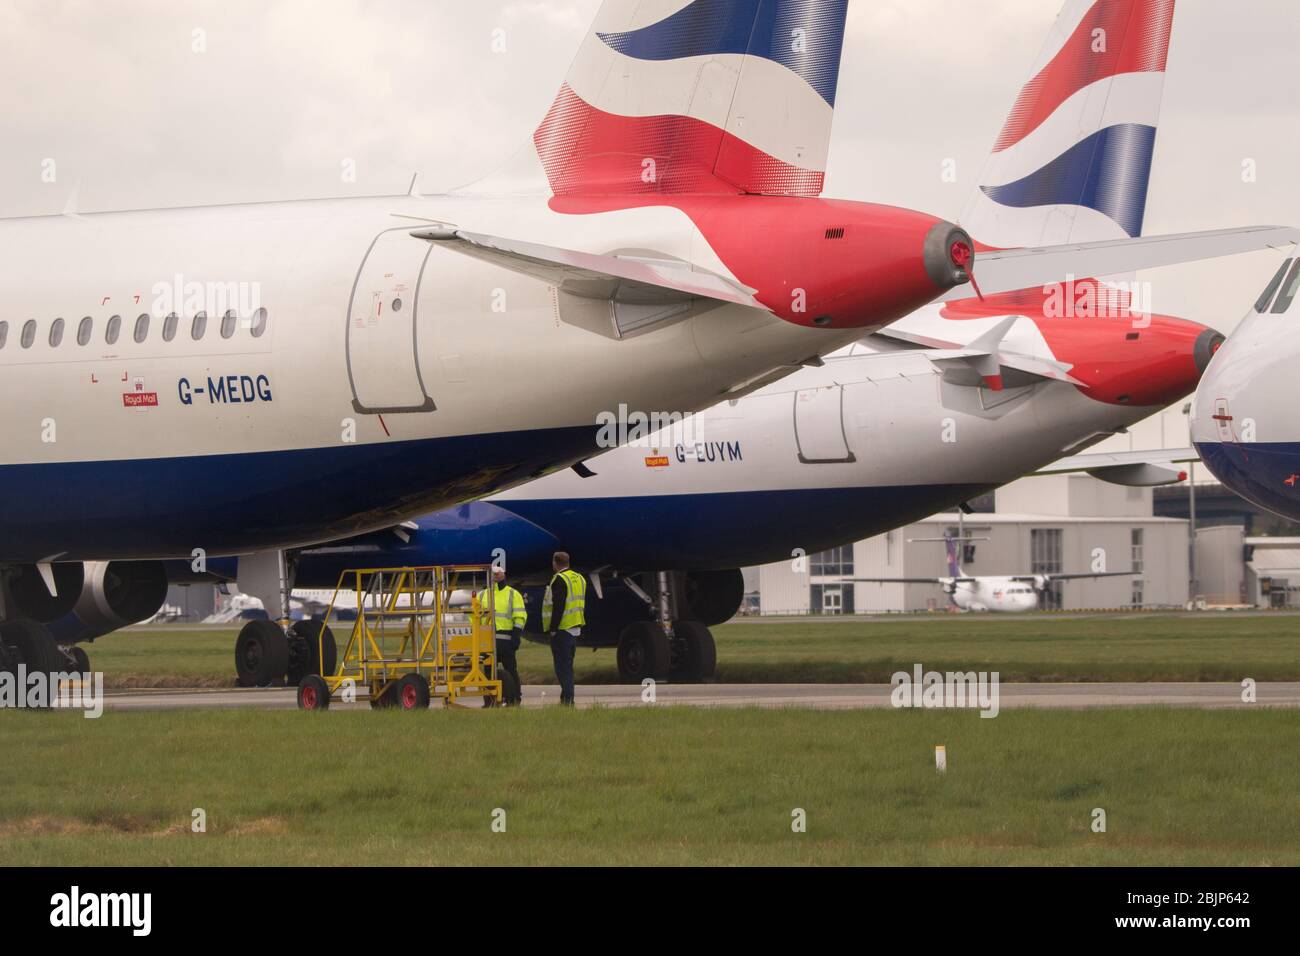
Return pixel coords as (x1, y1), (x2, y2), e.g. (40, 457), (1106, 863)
(945, 532), (964, 579)
(533, 0), (850, 199)
(961, 0), (1176, 248)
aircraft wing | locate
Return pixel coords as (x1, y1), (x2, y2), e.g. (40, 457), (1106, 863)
(1035, 448), (1199, 487)
(943, 225), (1300, 300)
(849, 577), (972, 586)
(411, 226), (761, 308)
(1009, 571), (1136, 584)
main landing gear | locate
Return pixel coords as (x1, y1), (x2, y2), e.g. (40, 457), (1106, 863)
(235, 618), (338, 688)
(232, 549), (338, 687)
(614, 571), (717, 684)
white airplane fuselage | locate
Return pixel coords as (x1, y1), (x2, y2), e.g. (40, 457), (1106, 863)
(295, 309), (1214, 584)
(0, 193), (896, 562)
(483, 306), (1214, 568)
(947, 578), (1040, 613)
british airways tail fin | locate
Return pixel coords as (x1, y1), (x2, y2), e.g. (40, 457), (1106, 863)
(945, 532), (963, 579)
(532, 0), (850, 198)
(962, 0), (1176, 248)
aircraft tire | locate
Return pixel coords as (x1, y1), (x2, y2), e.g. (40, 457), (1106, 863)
(234, 620), (290, 687)
(286, 619), (338, 685)
(0, 619), (64, 678)
(616, 621), (670, 684)
(670, 621), (717, 683)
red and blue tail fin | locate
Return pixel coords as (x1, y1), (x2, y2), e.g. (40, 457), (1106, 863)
(533, 0), (850, 198)
(962, 0), (1176, 248)
(944, 532), (963, 579)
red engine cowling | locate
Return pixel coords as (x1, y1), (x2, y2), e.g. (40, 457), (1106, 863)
(553, 195), (973, 330)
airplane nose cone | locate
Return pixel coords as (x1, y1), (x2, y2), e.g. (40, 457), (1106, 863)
(1194, 328), (1226, 374)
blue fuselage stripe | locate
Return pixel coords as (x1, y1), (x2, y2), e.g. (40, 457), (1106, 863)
(294, 483), (994, 585)
(0, 426), (597, 562)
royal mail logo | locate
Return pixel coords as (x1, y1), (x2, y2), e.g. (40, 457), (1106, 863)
(644, 456), (670, 468)
(123, 392), (159, 408)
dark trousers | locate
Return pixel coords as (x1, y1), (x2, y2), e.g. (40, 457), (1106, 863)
(495, 635), (521, 704)
(550, 630), (577, 703)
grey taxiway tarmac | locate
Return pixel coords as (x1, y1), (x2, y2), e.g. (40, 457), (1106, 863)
(99, 682), (1300, 712)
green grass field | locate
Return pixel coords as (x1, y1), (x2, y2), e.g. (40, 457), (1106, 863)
(2, 707), (1297, 865)
(89, 612), (1300, 687)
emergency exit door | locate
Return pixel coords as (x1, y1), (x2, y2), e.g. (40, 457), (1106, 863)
(346, 228), (437, 414)
(793, 385), (856, 464)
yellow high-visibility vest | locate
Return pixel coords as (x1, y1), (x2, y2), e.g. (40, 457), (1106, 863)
(542, 568), (586, 631)
(493, 585), (527, 633)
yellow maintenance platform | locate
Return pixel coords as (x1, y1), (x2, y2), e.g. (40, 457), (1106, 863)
(294, 564), (504, 710)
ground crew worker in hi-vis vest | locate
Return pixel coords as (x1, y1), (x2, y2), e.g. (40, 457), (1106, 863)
(492, 568), (526, 705)
(542, 551), (585, 706)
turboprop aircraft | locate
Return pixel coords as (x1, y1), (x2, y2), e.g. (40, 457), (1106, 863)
(851, 532), (1136, 614)
(11, 0), (1289, 686)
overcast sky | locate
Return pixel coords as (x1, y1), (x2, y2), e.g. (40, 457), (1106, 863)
(2, 0), (1297, 451)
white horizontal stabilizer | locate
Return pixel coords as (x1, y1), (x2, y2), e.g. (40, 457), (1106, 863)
(874, 316), (1083, 387)
(412, 226), (760, 308)
(945, 225), (1300, 300)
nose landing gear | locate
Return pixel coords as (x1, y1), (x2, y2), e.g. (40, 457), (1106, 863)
(614, 571), (718, 685)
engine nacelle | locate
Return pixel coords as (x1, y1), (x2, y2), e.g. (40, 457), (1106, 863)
(3, 562), (85, 623)
(680, 568), (746, 627)
(48, 561), (169, 644)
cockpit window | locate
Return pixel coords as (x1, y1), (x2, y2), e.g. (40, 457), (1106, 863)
(1270, 259), (1300, 314)
(1256, 258), (1292, 313)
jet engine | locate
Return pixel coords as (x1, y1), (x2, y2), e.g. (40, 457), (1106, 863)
(48, 561), (169, 644)
(2, 562), (85, 623)
(680, 568), (746, 627)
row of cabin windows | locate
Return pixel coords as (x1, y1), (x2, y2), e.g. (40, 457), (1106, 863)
(0, 308), (268, 350)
